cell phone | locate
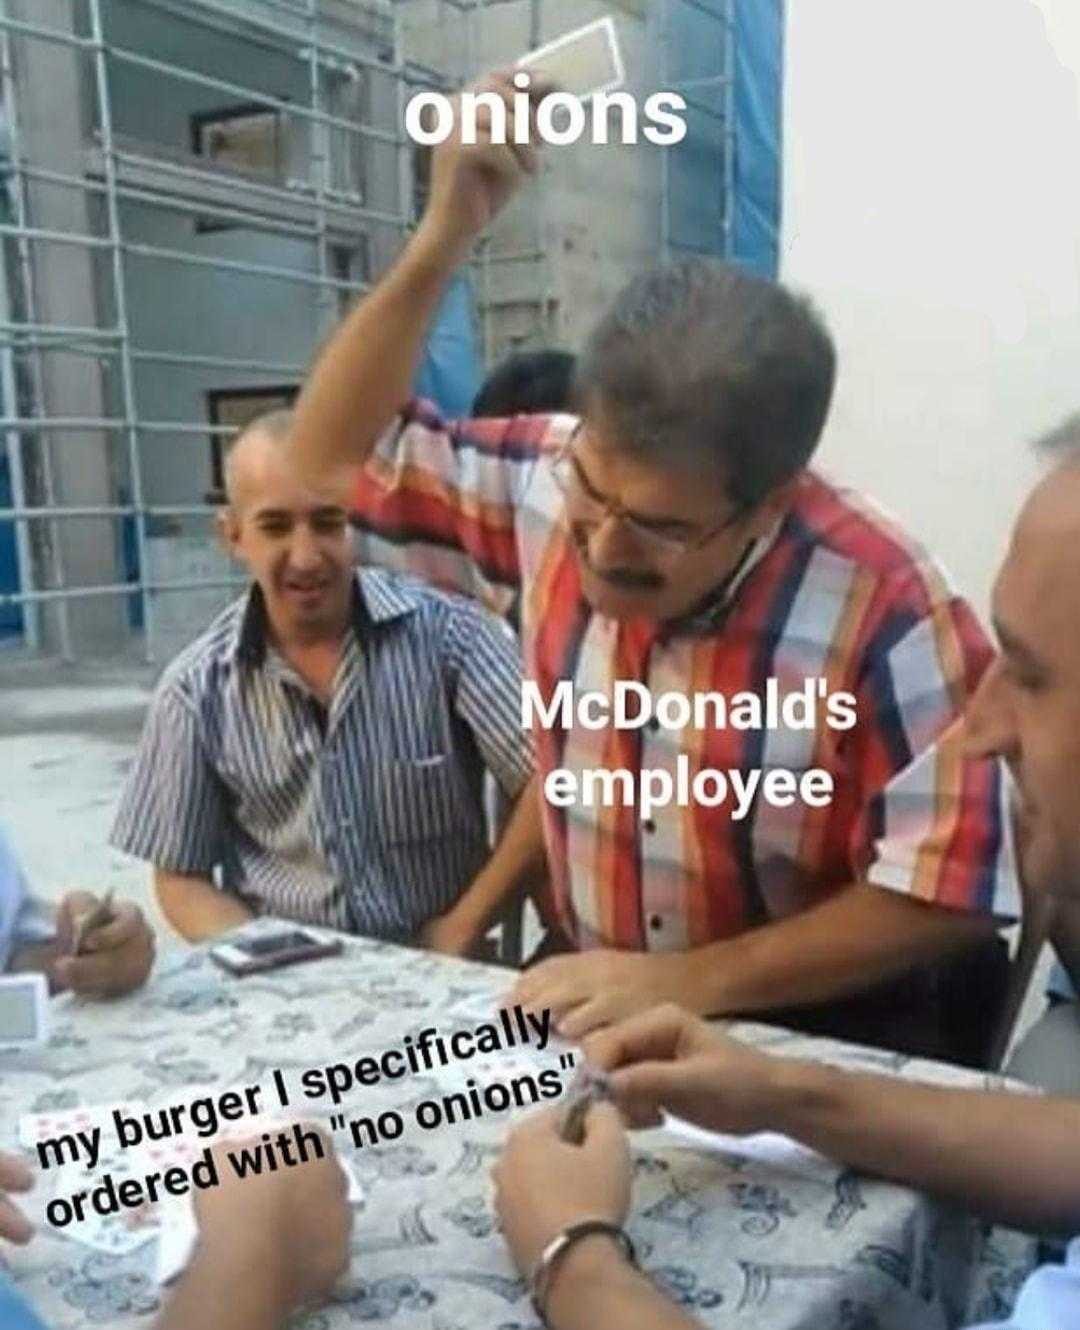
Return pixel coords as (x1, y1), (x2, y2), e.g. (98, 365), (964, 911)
(516, 15), (625, 102)
(0, 973), (49, 1052)
(209, 928), (343, 976)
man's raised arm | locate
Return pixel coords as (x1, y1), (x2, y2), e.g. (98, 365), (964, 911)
(291, 73), (542, 477)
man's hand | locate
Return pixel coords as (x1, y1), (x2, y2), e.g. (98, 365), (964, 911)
(53, 892), (155, 997)
(584, 1004), (780, 1136)
(493, 1103), (631, 1277)
(196, 1130), (350, 1312)
(0, 1151), (34, 1246)
(417, 71), (547, 264)
(509, 950), (700, 1040)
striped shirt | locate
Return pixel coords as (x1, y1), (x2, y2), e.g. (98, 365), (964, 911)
(110, 568), (533, 940)
(350, 400), (1019, 952)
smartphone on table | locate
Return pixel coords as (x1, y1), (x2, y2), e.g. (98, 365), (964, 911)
(210, 927), (343, 976)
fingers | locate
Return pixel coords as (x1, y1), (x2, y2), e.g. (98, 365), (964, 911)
(0, 1195), (33, 1246)
(56, 890), (98, 954)
(80, 902), (145, 954)
(510, 956), (568, 1007)
(0, 1152), (33, 1192)
(580, 1100), (629, 1153)
(583, 1004), (708, 1074)
(606, 1063), (679, 1129)
(557, 996), (617, 1042)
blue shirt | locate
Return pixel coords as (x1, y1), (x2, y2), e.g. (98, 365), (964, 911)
(110, 569), (533, 941)
(0, 1275), (47, 1330)
(0, 825), (54, 972)
(969, 1237), (1080, 1329)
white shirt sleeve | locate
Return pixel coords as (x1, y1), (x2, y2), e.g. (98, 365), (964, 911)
(0, 825), (55, 972)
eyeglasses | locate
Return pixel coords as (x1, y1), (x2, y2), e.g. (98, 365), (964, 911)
(550, 435), (751, 562)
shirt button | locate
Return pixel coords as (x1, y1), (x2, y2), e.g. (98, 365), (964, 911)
(643, 818), (657, 834)
(649, 914), (663, 931)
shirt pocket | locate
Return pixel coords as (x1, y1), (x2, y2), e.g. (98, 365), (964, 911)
(373, 755), (472, 845)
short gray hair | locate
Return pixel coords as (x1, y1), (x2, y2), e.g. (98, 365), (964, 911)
(1033, 411), (1080, 462)
(574, 258), (837, 510)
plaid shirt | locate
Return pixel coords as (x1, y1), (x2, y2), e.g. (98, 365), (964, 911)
(351, 401), (1019, 951)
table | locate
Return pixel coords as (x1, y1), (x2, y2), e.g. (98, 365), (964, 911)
(0, 927), (1037, 1330)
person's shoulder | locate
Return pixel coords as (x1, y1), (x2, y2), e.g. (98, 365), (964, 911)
(152, 595), (248, 701)
(451, 408), (578, 460)
(364, 567), (500, 624)
(362, 570), (514, 657)
(791, 470), (957, 609)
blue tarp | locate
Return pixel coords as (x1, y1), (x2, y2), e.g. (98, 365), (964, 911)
(413, 268), (482, 419)
(659, 0), (783, 278)
(733, 0), (783, 277)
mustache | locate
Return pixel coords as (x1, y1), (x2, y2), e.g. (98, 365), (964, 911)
(572, 530), (666, 592)
(588, 563), (666, 591)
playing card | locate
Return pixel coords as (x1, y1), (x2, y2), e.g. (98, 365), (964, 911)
(517, 16), (624, 101)
(155, 1146), (364, 1285)
(558, 1064), (613, 1144)
(49, 1135), (161, 1256)
(18, 1101), (146, 1151)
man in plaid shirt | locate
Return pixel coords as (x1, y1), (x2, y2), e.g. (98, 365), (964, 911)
(290, 74), (1017, 1059)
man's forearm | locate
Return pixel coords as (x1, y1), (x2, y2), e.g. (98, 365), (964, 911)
(681, 882), (995, 1016)
(154, 868), (253, 943)
(757, 1057), (1080, 1234)
(1052, 897), (1080, 993)
(446, 775), (548, 936)
(291, 223), (462, 477)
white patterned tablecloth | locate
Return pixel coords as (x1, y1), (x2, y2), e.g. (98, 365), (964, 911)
(0, 930), (1037, 1330)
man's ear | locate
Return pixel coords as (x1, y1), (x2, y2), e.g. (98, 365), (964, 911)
(754, 477), (800, 532)
(216, 508), (240, 559)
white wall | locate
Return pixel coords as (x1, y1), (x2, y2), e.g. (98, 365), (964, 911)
(781, 0), (1080, 617)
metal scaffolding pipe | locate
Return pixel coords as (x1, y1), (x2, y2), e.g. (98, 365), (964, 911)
(0, 577), (247, 607)
(111, 146), (405, 230)
(0, 321), (123, 342)
(0, 221), (371, 292)
(0, 13), (98, 53)
(17, 160), (362, 244)
(108, 43), (402, 147)
(127, 0), (407, 82)
(0, 418), (240, 434)
(0, 338), (305, 379)
(89, 0), (155, 660)
(0, 504), (218, 520)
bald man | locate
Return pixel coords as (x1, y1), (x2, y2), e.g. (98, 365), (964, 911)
(111, 412), (544, 953)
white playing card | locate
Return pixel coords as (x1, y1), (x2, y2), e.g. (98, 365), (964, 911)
(17, 1100), (146, 1151)
(49, 1136), (162, 1256)
(516, 16), (624, 101)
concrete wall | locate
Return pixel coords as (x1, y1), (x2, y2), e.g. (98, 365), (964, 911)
(781, 0), (1080, 617)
